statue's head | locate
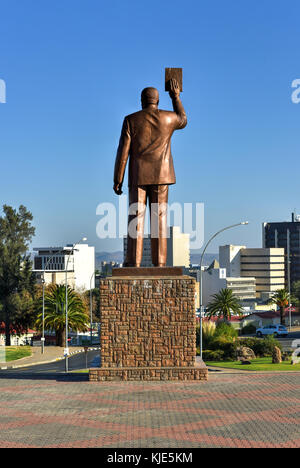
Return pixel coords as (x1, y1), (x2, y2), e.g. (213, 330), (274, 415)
(141, 87), (159, 109)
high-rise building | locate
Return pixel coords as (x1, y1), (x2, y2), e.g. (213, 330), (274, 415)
(263, 213), (300, 288)
(33, 244), (95, 290)
(123, 236), (153, 267)
(219, 245), (285, 300)
(240, 248), (285, 299)
(167, 226), (190, 268)
(123, 226), (190, 268)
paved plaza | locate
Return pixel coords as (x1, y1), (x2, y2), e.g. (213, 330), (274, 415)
(0, 372), (300, 448)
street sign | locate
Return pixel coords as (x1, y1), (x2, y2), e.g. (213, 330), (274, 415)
(64, 348), (70, 357)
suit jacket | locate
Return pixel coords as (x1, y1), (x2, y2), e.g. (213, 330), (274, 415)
(114, 97), (187, 187)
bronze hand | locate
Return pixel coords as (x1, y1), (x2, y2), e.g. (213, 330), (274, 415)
(169, 78), (180, 99)
(113, 183), (123, 195)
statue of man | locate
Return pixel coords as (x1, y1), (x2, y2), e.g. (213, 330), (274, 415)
(113, 79), (187, 267)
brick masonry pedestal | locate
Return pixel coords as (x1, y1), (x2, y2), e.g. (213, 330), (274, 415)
(89, 274), (208, 382)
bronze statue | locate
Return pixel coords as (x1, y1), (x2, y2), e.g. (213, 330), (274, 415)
(113, 78), (187, 267)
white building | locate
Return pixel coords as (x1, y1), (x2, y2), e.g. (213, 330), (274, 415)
(202, 259), (256, 308)
(167, 226), (190, 268)
(219, 245), (245, 277)
(0, 329), (36, 347)
(33, 244), (95, 291)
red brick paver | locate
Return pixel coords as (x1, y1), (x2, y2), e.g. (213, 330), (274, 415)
(0, 373), (300, 448)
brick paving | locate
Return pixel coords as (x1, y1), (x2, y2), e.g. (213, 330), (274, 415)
(0, 372), (300, 448)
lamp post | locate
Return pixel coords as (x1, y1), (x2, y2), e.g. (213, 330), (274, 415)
(199, 222), (249, 359)
(65, 237), (87, 373)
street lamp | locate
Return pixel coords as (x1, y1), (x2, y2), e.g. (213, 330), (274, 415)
(198, 222), (249, 359)
(65, 237), (87, 373)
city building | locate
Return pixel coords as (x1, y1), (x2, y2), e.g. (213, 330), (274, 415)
(167, 226), (190, 268)
(240, 248), (285, 300)
(219, 245), (285, 300)
(202, 259), (256, 308)
(123, 226), (190, 268)
(123, 236), (153, 267)
(33, 244), (95, 291)
(100, 261), (121, 277)
(0, 324), (36, 346)
(241, 308), (300, 329)
(219, 245), (245, 277)
(263, 212), (300, 289)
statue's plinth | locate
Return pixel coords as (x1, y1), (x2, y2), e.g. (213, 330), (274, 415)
(89, 272), (208, 382)
(112, 267), (184, 277)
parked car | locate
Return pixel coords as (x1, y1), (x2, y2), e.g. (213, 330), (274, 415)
(256, 324), (288, 338)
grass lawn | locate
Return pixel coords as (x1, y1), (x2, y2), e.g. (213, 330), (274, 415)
(0, 346), (32, 362)
(205, 357), (300, 372)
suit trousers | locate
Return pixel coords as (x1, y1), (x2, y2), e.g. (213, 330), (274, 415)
(125, 184), (169, 267)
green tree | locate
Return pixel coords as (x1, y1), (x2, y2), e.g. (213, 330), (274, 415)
(83, 288), (100, 323)
(0, 205), (35, 345)
(35, 284), (89, 347)
(6, 290), (35, 335)
(206, 288), (244, 321)
(269, 289), (290, 325)
(291, 281), (300, 306)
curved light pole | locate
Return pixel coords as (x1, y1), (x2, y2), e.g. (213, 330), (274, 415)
(65, 237), (87, 373)
(199, 222), (249, 359)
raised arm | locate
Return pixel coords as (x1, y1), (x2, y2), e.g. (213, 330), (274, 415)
(113, 117), (131, 195)
(169, 78), (187, 129)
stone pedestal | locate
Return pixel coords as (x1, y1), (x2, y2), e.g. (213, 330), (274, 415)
(89, 271), (208, 382)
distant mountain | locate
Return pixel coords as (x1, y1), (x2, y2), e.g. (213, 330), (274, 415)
(190, 252), (219, 266)
(95, 251), (218, 269)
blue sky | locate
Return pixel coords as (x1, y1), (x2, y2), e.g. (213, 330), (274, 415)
(1, 0), (300, 253)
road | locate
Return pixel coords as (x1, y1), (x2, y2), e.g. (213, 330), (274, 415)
(276, 330), (300, 350)
(0, 350), (100, 380)
(0, 332), (299, 379)
(243, 330), (300, 350)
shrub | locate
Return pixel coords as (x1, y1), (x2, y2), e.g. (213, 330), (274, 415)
(196, 322), (217, 349)
(202, 321), (216, 348)
(238, 336), (282, 357)
(209, 336), (238, 360)
(202, 350), (225, 361)
(197, 321), (238, 350)
(215, 322), (238, 339)
(203, 321), (216, 339)
(241, 324), (257, 335)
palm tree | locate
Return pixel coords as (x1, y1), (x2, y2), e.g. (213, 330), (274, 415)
(35, 284), (89, 346)
(206, 288), (243, 321)
(269, 289), (290, 325)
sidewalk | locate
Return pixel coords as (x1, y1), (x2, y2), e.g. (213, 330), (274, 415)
(0, 346), (87, 369)
(0, 372), (300, 448)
